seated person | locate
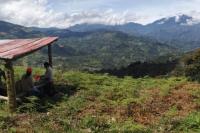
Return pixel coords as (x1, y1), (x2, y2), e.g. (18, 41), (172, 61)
(0, 68), (6, 95)
(17, 67), (39, 97)
(40, 62), (55, 96)
(44, 62), (53, 83)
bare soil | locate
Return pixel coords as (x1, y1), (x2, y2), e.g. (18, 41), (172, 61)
(79, 83), (199, 125)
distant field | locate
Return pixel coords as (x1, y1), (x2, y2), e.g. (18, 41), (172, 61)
(0, 69), (200, 132)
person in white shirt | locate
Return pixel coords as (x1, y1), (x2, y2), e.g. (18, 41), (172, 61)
(44, 62), (53, 82)
(43, 62), (54, 96)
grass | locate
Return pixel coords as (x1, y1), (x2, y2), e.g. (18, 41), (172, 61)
(0, 67), (199, 132)
(174, 112), (200, 132)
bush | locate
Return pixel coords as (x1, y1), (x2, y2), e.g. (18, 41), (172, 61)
(184, 50), (200, 82)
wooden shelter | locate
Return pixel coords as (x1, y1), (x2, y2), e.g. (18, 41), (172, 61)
(0, 37), (58, 113)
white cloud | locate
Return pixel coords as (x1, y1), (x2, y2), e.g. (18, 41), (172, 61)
(0, 0), (141, 28)
(0, 0), (64, 27)
(0, 0), (200, 28)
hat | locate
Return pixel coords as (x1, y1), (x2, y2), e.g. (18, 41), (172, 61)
(26, 67), (32, 73)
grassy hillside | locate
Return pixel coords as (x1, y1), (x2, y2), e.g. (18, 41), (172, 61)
(0, 67), (200, 132)
(0, 21), (43, 38)
(50, 31), (177, 70)
(12, 31), (178, 71)
(0, 20), (179, 70)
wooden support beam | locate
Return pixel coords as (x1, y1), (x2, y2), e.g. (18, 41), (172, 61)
(48, 44), (53, 67)
(5, 61), (17, 113)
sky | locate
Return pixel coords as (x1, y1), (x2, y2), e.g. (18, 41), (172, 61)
(0, 0), (200, 28)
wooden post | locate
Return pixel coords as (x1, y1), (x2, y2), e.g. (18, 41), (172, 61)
(5, 61), (17, 113)
(48, 44), (53, 67)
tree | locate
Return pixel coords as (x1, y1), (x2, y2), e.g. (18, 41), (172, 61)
(184, 50), (200, 82)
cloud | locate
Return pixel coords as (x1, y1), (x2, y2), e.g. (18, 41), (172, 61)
(0, 0), (63, 27)
(0, 0), (200, 28)
(0, 0), (142, 28)
(68, 10), (139, 25)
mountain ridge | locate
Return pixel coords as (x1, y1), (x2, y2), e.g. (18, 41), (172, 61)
(0, 20), (178, 70)
(65, 14), (200, 51)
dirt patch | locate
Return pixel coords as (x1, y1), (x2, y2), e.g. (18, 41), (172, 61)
(126, 83), (198, 125)
(78, 83), (199, 125)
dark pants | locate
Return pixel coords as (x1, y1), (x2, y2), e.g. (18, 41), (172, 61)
(27, 89), (41, 97)
(0, 87), (6, 96)
(0, 87), (3, 95)
(43, 82), (55, 97)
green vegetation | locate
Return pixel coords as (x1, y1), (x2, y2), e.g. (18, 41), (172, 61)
(173, 112), (200, 132)
(184, 49), (200, 82)
(0, 20), (179, 70)
(13, 31), (178, 71)
(50, 31), (177, 70)
(0, 67), (199, 132)
(1, 17), (200, 133)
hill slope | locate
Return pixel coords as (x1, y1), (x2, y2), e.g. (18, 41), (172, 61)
(0, 21), (178, 70)
(0, 69), (200, 132)
(51, 31), (177, 70)
(0, 21), (43, 38)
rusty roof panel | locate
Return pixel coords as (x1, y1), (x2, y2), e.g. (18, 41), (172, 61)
(0, 37), (58, 60)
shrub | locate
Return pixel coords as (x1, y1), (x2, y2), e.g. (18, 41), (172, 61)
(184, 50), (200, 82)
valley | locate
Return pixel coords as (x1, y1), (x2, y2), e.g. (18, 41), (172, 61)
(0, 13), (200, 133)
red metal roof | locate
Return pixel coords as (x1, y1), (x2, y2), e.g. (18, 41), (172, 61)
(0, 37), (58, 60)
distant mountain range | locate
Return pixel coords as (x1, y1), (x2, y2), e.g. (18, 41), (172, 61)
(0, 20), (43, 38)
(1, 14), (200, 52)
(68, 14), (200, 51)
(0, 19), (179, 70)
(2, 14), (199, 69)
